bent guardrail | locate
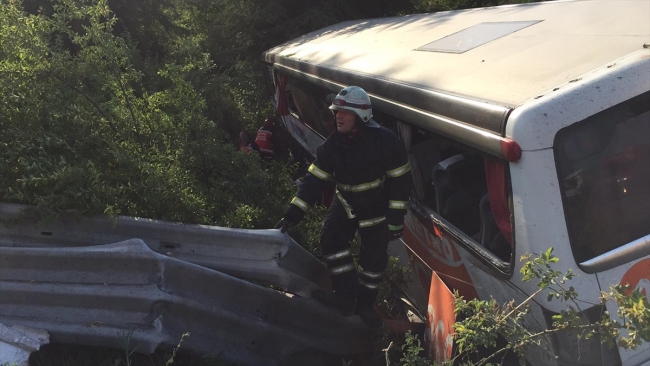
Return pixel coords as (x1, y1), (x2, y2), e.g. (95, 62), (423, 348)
(0, 239), (371, 365)
(0, 203), (330, 298)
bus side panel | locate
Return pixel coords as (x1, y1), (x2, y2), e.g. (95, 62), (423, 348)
(597, 258), (650, 365)
(402, 210), (479, 301)
(461, 246), (560, 366)
(403, 207), (560, 366)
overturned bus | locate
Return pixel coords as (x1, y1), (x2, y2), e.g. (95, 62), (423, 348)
(261, 0), (650, 365)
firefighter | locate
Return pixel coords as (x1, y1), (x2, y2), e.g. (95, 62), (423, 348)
(255, 116), (277, 159)
(275, 86), (412, 327)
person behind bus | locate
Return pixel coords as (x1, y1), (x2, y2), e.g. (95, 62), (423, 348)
(275, 86), (412, 327)
(255, 116), (278, 160)
(239, 130), (259, 154)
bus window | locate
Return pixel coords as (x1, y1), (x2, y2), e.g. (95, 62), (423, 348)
(555, 91), (650, 263)
(408, 131), (512, 262)
(286, 77), (335, 137)
(285, 87), (299, 117)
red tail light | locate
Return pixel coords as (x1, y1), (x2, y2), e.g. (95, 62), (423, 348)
(500, 138), (522, 162)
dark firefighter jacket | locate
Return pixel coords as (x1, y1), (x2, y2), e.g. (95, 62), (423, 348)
(286, 125), (412, 229)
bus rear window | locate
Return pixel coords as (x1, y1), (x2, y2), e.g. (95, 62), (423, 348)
(555, 91), (650, 263)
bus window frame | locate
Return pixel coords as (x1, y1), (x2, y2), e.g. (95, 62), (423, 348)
(261, 64), (276, 101)
(404, 129), (516, 278)
(409, 188), (515, 279)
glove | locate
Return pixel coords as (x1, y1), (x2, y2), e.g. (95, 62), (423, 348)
(274, 204), (305, 233)
(274, 218), (298, 233)
(387, 224), (404, 240)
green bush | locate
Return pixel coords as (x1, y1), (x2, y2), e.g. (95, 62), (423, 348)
(0, 0), (294, 228)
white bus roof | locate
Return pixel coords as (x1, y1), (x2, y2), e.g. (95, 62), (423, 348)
(264, 0), (649, 108)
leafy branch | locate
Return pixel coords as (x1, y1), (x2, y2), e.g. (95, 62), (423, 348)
(45, 69), (118, 133)
(400, 248), (649, 366)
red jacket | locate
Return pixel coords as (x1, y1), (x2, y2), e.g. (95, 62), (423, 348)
(255, 126), (275, 155)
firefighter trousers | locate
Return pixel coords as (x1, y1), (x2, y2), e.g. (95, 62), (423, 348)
(320, 195), (389, 308)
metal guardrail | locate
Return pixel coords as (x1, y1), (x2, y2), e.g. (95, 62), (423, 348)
(0, 239), (372, 365)
(0, 203), (330, 298)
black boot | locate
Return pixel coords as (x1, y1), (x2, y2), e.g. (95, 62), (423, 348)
(313, 288), (356, 316)
(355, 302), (383, 328)
(333, 289), (356, 316)
(356, 282), (383, 327)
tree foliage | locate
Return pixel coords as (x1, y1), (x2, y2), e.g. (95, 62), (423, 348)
(0, 0), (295, 228)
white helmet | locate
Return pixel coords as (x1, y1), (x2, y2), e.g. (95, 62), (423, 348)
(329, 86), (373, 123)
